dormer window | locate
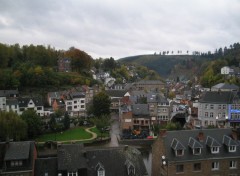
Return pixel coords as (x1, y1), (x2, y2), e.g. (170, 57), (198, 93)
(188, 137), (203, 156)
(68, 172), (78, 176)
(229, 146), (236, 152)
(125, 160), (135, 176)
(206, 136), (221, 154)
(223, 135), (238, 153)
(176, 149), (184, 156)
(171, 138), (185, 157)
(211, 146), (219, 154)
(96, 162), (105, 176)
(193, 148), (201, 155)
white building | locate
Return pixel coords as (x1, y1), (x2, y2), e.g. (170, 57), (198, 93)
(221, 66), (234, 75)
(64, 92), (86, 117)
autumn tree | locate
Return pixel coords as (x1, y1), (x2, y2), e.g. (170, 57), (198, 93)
(65, 47), (93, 73)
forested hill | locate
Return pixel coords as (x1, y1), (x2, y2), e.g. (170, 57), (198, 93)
(119, 54), (212, 79)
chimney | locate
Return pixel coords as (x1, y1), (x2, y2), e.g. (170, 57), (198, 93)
(231, 128), (240, 140)
(197, 131), (204, 142)
(159, 129), (167, 137)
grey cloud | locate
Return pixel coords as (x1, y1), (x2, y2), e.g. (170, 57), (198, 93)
(0, 0), (240, 59)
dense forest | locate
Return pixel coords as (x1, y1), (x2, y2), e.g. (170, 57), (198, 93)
(0, 43), (94, 90)
(0, 43), (161, 91)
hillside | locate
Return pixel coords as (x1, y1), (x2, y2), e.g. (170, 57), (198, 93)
(119, 54), (212, 80)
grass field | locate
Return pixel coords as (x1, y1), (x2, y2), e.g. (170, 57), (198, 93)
(90, 127), (110, 138)
(36, 127), (93, 142)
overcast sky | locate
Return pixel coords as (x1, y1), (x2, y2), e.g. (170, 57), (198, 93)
(0, 0), (240, 59)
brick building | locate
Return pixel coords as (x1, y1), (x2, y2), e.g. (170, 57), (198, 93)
(152, 128), (240, 176)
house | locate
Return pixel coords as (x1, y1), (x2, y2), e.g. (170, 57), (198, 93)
(152, 128), (240, 176)
(47, 92), (63, 106)
(0, 141), (37, 176)
(0, 90), (19, 111)
(132, 104), (151, 130)
(197, 91), (240, 128)
(64, 92), (86, 117)
(58, 58), (71, 72)
(147, 93), (171, 125)
(34, 144), (148, 176)
(106, 90), (129, 112)
(18, 97), (44, 116)
(221, 66), (234, 75)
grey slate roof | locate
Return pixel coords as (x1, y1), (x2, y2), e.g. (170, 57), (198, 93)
(18, 97), (44, 107)
(199, 91), (235, 104)
(222, 135), (238, 146)
(0, 90), (19, 97)
(35, 158), (58, 176)
(188, 137), (203, 149)
(206, 136), (221, 147)
(57, 144), (87, 171)
(4, 142), (31, 160)
(171, 138), (186, 150)
(162, 129), (240, 163)
(132, 104), (149, 116)
(6, 98), (18, 106)
(86, 146), (148, 176)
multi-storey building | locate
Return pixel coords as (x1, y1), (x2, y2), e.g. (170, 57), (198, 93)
(64, 92), (86, 117)
(0, 90), (19, 111)
(197, 91), (240, 128)
(152, 128), (240, 176)
(133, 80), (165, 92)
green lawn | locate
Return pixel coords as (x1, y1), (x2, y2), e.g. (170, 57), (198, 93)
(90, 127), (110, 138)
(36, 127), (92, 142)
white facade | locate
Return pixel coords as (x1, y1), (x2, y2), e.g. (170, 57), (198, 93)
(65, 97), (86, 117)
(0, 97), (6, 111)
(221, 66), (234, 75)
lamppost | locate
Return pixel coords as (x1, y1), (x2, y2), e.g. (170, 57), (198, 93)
(161, 155), (168, 176)
(216, 116), (219, 128)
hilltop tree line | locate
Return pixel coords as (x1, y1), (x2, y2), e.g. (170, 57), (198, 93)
(200, 42), (240, 87)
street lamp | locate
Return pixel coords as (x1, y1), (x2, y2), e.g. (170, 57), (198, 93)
(216, 116), (219, 128)
(161, 155), (168, 175)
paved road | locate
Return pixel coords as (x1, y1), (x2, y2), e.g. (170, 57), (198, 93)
(102, 113), (121, 147)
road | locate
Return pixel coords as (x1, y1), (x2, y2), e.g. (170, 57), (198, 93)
(102, 113), (120, 147)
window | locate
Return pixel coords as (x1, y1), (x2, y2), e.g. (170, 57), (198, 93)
(74, 101), (77, 104)
(68, 172), (77, 176)
(74, 106), (77, 109)
(230, 161), (237, 169)
(176, 149), (184, 156)
(229, 146), (236, 152)
(81, 100), (84, 103)
(210, 104), (214, 109)
(218, 105), (222, 109)
(211, 147), (219, 154)
(193, 163), (201, 171)
(98, 170), (105, 176)
(37, 107), (42, 110)
(176, 164), (184, 173)
(205, 104), (208, 109)
(193, 148), (201, 155)
(223, 105), (226, 109)
(212, 161), (219, 170)
(81, 105), (84, 108)
(10, 160), (23, 167)
(205, 112), (208, 117)
(210, 112), (214, 118)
